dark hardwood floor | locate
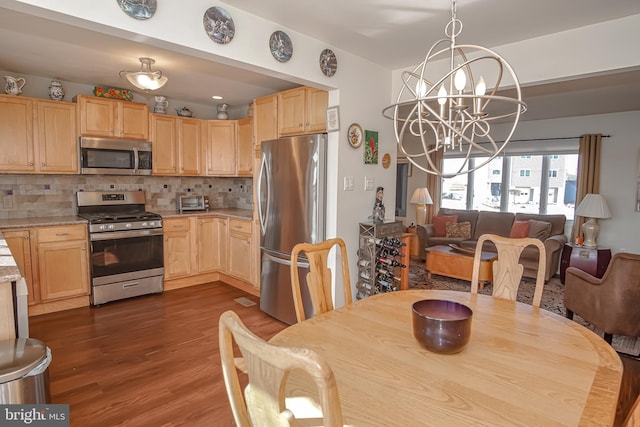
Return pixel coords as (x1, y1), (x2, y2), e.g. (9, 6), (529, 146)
(29, 282), (287, 427)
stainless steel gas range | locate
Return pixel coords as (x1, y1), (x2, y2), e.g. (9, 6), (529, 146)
(77, 191), (164, 305)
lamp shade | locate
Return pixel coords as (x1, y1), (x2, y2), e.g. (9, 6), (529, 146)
(575, 194), (612, 219)
(120, 57), (168, 91)
(410, 188), (433, 205)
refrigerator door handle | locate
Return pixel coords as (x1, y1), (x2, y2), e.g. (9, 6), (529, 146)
(263, 252), (310, 269)
(257, 152), (270, 235)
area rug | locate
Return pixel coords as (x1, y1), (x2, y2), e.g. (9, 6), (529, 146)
(408, 257), (640, 357)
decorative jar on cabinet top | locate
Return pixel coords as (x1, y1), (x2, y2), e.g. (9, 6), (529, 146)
(48, 77), (65, 100)
(4, 75), (26, 95)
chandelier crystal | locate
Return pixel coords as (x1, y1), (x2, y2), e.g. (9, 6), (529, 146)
(120, 57), (168, 91)
(382, 0), (526, 177)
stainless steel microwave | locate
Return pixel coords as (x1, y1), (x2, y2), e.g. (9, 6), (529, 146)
(79, 137), (152, 175)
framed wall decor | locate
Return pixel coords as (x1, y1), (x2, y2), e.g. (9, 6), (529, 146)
(364, 130), (379, 164)
(117, 0), (156, 20)
(326, 106), (340, 132)
(203, 6), (235, 44)
(347, 123), (363, 148)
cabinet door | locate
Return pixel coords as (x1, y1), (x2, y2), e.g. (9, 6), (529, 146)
(305, 87), (328, 133)
(78, 96), (116, 137)
(178, 118), (202, 175)
(3, 230), (37, 305)
(119, 101), (149, 139)
(254, 94), (278, 152)
(37, 239), (90, 301)
(163, 218), (192, 279)
(36, 100), (78, 173)
(228, 219), (252, 282)
(150, 114), (178, 175)
(236, 118), (253, 176)
(278, 88), (306, 136)
(197, 217), (227, 273)
(0, 95), (35, 172)
(205, 121), (236, 175)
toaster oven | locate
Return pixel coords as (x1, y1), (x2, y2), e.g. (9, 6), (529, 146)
(177, 195), (209, 212)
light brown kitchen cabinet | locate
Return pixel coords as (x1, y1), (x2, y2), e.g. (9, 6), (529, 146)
(196, 216), (227, 273)
(204, 120), (236, 176)
(4, 224), (90, 313)
(253, 94), (278, 152)
(0, 95), (77, 174)
(278, 86), (328, 136)
(3, 230), (35, 305)
(163, 217), (192, 279)
(36, 225), (90, 301)
(227, 218), (252, 283)
(76, 95), (149, 140)
(236, 117), (253, 175)
(150, 114), (202, 176)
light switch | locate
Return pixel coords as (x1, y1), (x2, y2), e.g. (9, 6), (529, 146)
(364, 176), (375, 191)
(343, 176), (354, 191)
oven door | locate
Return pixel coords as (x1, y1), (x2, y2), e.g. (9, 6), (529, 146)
(89, 229), (164, 280)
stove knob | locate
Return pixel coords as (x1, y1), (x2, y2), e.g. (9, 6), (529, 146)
(108, 224), (115, 230)
(125, 223), (132, 228)
(142, 222), (148, 227)
(99, 225), (106, 231)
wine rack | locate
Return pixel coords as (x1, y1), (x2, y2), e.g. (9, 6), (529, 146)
(356, 220), (407, 300)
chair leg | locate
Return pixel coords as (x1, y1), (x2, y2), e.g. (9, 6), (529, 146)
(565, 309), (574, 320)
(603, 333), (613, 344)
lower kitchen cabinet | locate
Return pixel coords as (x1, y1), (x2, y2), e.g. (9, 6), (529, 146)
(227, 218), (252, 282)
(163, 217), (192, 280)
(197, 216), (227, 273)
(4, 224), (90, 314)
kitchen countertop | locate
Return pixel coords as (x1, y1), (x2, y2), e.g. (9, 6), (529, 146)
(0, 216), (88, 230)
(0, 234), (21, 283)
(156, 208), (253, 220)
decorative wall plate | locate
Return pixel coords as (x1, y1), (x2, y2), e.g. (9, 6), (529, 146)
(203, 6), (235, 45)
(319, 48), (337, 77)
(93, 86), (133, 101)
(347, 123), (363, 148)
(269, 31), (293, 63)
(116, 0), (157, 20)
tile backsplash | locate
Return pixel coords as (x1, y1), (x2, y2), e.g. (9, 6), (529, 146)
(0, 175), (252, 219)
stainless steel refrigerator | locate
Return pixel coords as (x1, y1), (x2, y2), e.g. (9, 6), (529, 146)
(258, 134), (327, 324)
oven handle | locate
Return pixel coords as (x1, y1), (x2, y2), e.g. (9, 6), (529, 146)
(89, 228), (164, 241)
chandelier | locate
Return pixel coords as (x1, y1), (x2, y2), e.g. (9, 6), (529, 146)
(382, 0), (526, 177)
(119, 57), (168, 91)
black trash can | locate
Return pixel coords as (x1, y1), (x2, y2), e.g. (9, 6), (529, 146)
(0, 338), (51, 403)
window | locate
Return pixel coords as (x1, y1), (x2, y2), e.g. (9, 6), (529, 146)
(395, 162), (409, 216)
(441, 153), (578, 218)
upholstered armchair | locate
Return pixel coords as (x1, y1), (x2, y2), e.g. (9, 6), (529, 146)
(564, 252), (640, 343)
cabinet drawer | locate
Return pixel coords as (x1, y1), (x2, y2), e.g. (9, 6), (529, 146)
(229, 218), (251, 235)
(164, 217), (190, 232)
(37, 224), (87, 243)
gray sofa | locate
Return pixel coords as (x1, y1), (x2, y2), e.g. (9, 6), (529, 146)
(416, 208), (568, 281)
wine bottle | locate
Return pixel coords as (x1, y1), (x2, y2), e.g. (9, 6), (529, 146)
(378, 257), (406, 268)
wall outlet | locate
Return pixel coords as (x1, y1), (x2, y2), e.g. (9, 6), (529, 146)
(364, 176), (374, 191)
(343, 176), (354, 191)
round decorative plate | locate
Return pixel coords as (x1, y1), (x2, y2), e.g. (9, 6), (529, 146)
(319, 48), (337, 77)
(203, 6), (235, 45)
(117, 0), (157, 20)
(269, 30), (293, 63)
(347, 123), (363, 148)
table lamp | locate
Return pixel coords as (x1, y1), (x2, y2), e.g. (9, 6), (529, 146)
(410, 187), (433, 225)
(575, 193), (611, 248)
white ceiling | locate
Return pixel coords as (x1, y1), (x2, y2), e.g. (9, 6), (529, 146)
(1, 0), (640, 120)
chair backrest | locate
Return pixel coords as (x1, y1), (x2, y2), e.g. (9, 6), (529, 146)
(219, 310), (344, 427)
(624, 393), (640, 427)
(471, 234), (547, 307)
(290, 237), (353, 322)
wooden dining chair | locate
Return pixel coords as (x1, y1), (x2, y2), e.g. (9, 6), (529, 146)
(290, 237), (353, 322)
(471, 234), (547, 307)
(219, 310), (344, 427)
(624, 394), (640, 427)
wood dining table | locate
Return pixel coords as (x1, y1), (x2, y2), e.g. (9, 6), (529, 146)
(269, 289), (622, 426)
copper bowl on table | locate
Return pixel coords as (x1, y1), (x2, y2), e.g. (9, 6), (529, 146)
(412, 299), (473, 354)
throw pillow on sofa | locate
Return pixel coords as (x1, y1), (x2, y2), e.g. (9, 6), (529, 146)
(509, 220), (530, 238)
(528, 219), (552, 240)
(445, 221), (471, 238)
(433, 215), (458, 237)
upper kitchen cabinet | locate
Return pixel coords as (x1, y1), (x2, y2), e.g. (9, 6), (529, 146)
(0, 94), (77, 174)
(76, 95), (149, 140)
(204, 120), (236, 176)
(150, 114), (202, 176)
(278, 86), (328, 136)
(236, 117), (253, 175)
(253, 94), (277, 152)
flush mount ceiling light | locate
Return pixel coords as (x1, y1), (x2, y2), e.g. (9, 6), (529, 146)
(119, 57), (168, 91)
(382, 0), (526, 178)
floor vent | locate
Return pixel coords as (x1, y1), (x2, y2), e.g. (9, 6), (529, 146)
(234, 297), (257, 307)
